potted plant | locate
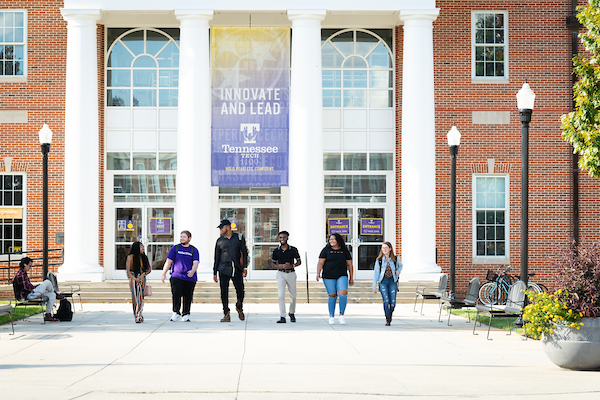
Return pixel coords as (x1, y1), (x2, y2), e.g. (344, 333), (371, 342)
(523, 241), (600, 370)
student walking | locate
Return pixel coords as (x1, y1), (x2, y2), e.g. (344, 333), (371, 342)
(372, 241), (402, 326)
(213, 219), (248, 322)
(271, 231), (301, 323)
(161, 230), (199, 322)
(316, 233), (354, 325)
(126, 242), (151, 323)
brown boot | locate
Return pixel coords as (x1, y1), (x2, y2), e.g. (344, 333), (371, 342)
(236, 307), (245, 321)
(220, 313), (230, 322)
(45, 313), (59, 322)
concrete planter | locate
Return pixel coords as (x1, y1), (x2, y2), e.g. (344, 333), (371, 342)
(542, 317), (600, 370)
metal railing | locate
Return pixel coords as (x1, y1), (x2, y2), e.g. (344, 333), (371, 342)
(0, 248), (64, 284)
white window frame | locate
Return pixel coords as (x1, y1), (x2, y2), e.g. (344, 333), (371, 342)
(0, 173), (27, 255)
(471, 11), (508, 83)
(472, 174), (509, 264)
(0, 9), (27, 80)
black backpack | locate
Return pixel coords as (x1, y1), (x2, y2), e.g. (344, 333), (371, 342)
(54, 299), (73, 321)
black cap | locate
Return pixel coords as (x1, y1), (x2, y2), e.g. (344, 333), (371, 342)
(217, 219), (231, 228)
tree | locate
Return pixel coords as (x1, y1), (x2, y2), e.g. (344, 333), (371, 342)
(562, 0), (600, 177)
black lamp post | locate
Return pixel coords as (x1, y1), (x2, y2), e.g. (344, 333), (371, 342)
(447, 125), (461, 297)
(516, 82), (535, 286)
(39, 123), (53, 279)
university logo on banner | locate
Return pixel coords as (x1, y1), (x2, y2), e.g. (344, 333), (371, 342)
(211, 27), (290, 187)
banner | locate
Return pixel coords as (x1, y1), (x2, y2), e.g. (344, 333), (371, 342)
(360, 218), (383, 235)
(211, 27), (290, 187)
(328, 218), (350, 235)
(150, 218), (171, 235)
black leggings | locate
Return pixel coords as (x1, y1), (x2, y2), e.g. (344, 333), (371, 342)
(219, 270), (245, 314)
(170, 277), (196, 316)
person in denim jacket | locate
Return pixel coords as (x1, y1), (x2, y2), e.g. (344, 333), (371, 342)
(372, 241), (402, 326)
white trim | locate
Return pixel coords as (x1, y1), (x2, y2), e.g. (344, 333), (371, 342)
(0, 9), (27, 78)
(472, 173), (510, 262)
(471, 11), (508, 81)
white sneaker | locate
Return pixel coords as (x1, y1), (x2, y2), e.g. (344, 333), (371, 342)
(329, 317), (335, 325)
(170, 312), (182, 322)
(182, 314), (190, 322)
(339, 315), (346, 325)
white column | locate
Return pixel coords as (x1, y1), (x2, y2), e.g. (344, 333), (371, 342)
(58, 9), (103, 282)
(399, 9), (441, 279)
(175, 10), (213, 280)
(287, 10), (326, 279)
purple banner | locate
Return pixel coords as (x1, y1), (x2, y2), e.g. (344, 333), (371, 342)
(360, 218), (383, 235)
(150, 218), (171, 235)
(328, 218), (350, 235)
(211, 28), (290, 187)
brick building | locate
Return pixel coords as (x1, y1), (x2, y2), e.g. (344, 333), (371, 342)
(0, 0), (596, 290)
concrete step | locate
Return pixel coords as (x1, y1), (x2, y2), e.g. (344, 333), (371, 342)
(2, 281), (435, 304)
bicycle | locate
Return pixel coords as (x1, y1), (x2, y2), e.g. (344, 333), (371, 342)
(515, 273), (549, 294)
(478, 265), (515, 306)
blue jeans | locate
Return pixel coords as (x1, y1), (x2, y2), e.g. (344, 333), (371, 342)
(379, 276), (397, 317)
(323, 276), (349, 317)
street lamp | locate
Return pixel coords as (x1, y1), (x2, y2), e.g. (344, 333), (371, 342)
(39, 123), (53, 280)
(516, 82), (535, 287)
(447, 125), (461, 297)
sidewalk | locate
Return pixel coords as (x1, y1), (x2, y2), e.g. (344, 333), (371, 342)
(1, 302), (598, 399)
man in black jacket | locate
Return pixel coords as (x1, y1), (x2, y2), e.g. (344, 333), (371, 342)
(213, 219), (249, 322)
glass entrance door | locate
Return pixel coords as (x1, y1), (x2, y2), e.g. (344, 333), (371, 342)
(220, 206), (280, 279)
(115, 206), (175, 277)
(326, 206), (386, 280)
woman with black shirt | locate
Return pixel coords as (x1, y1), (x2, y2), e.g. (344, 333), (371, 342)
(316, 233), (354, 325)
(126, 242), (151, 323)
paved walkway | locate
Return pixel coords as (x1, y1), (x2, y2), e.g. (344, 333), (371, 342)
(1, 302), (599, 399)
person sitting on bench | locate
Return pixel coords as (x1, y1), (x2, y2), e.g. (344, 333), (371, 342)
(14, 257), (63, 322)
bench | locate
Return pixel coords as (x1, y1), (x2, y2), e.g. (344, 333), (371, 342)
(12, 279), (49, 325)
(473, 280), (527, 340)
(414, 273), (448, 316)
(48, 272), (83, 311)
(0, 302), (14, 335)
(438, 277), (481, 326)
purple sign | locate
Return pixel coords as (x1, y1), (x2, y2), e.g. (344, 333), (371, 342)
(150, 218), (171, 235)
(360, 218), (383, 235)
(211, 28), (290, 187)
(328, 218), (350, 235)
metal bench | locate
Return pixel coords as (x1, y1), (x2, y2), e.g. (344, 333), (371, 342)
(414, 273), (448, 316)
(48, 272), (83, 312)
(12, 279), (49, 325)
(473, 280), (527, 340)
(0, 302), (14, 335)
(439, 276), (481, 326)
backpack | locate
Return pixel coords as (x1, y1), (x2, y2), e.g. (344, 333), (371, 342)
(54, 299), (73, 321)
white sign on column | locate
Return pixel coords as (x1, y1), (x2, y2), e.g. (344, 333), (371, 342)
(399, 9), (441, 280)
(288, 10), (326, 280)
(58, 9), (103, 282)
(175, 10), (214, 281)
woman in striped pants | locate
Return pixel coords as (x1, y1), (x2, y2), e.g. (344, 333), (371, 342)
(126, 242), (151, 323)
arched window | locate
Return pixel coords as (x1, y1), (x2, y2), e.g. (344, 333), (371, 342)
(107, 29), (179, 107)
(321, 29), (394, 175)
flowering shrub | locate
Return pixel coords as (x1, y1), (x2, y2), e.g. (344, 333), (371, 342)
(523, 289), (583, 340)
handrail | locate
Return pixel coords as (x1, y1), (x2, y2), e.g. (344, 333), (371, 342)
(0, 248), (64, 283)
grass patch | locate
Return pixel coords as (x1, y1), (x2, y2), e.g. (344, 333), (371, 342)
(0, 301), (44, 325)
(449, 309), (526, 336)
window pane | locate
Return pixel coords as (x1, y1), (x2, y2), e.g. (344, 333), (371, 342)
(355, 31), (378, 56)
(343, 56), (367, 69)
(158, 153), (177, 170)
(495, 63), (504, 77)
(122, 30), (144, 56)
(133, 69), (157, 87)
(495, 14), (504, 28)
(343, 70), (367, 88)
(477, 242), (485, 256)
(159, 70), (179, 87)
(331, 31), (353, 56)
(369, 153), (393, 170)
(114, 175), (176, 194)
(343, 153), (367, 171)
(133, 56), (157, 68)
(486, 242), (496, 256)
(146, 30), (169, 56)
(476, 211), (485, 224)
(370, 71), (392, 88)
(369, 90), (392, 107)
(322, 43), (343, 68)
(486, 226), (495, 240)
(477, 226), (485, 240)
(343, 90), (366, 107)
(367, 43), (391, 68)
(486, 211), (495, 224)
(133, 153), (157, 170)
(15, 27), (23, 42)
(496, 226), (505, 240)
(323, 153), (341, 170)
(495, 192), (505, 208)
(107, 152), (131, 170)
(108, 42), (134, 68)
(476, 193), (486, 208)
(322, 70), (341, 88)
(475, 47), (484, 61)
(495, 30), (504, 44)
(133, 89), (156, 107)
(156, 42), (179, 68)
(496, 211), (505, 224)
(496, 242), (505, 256)
(107, 69), (131, 87)
(107, 89), (131, 106)
(14, 191), (22, 206)
(323, 90), (341, 107)
(159, 89), (178, 107)
(475, 30), (484, 44)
